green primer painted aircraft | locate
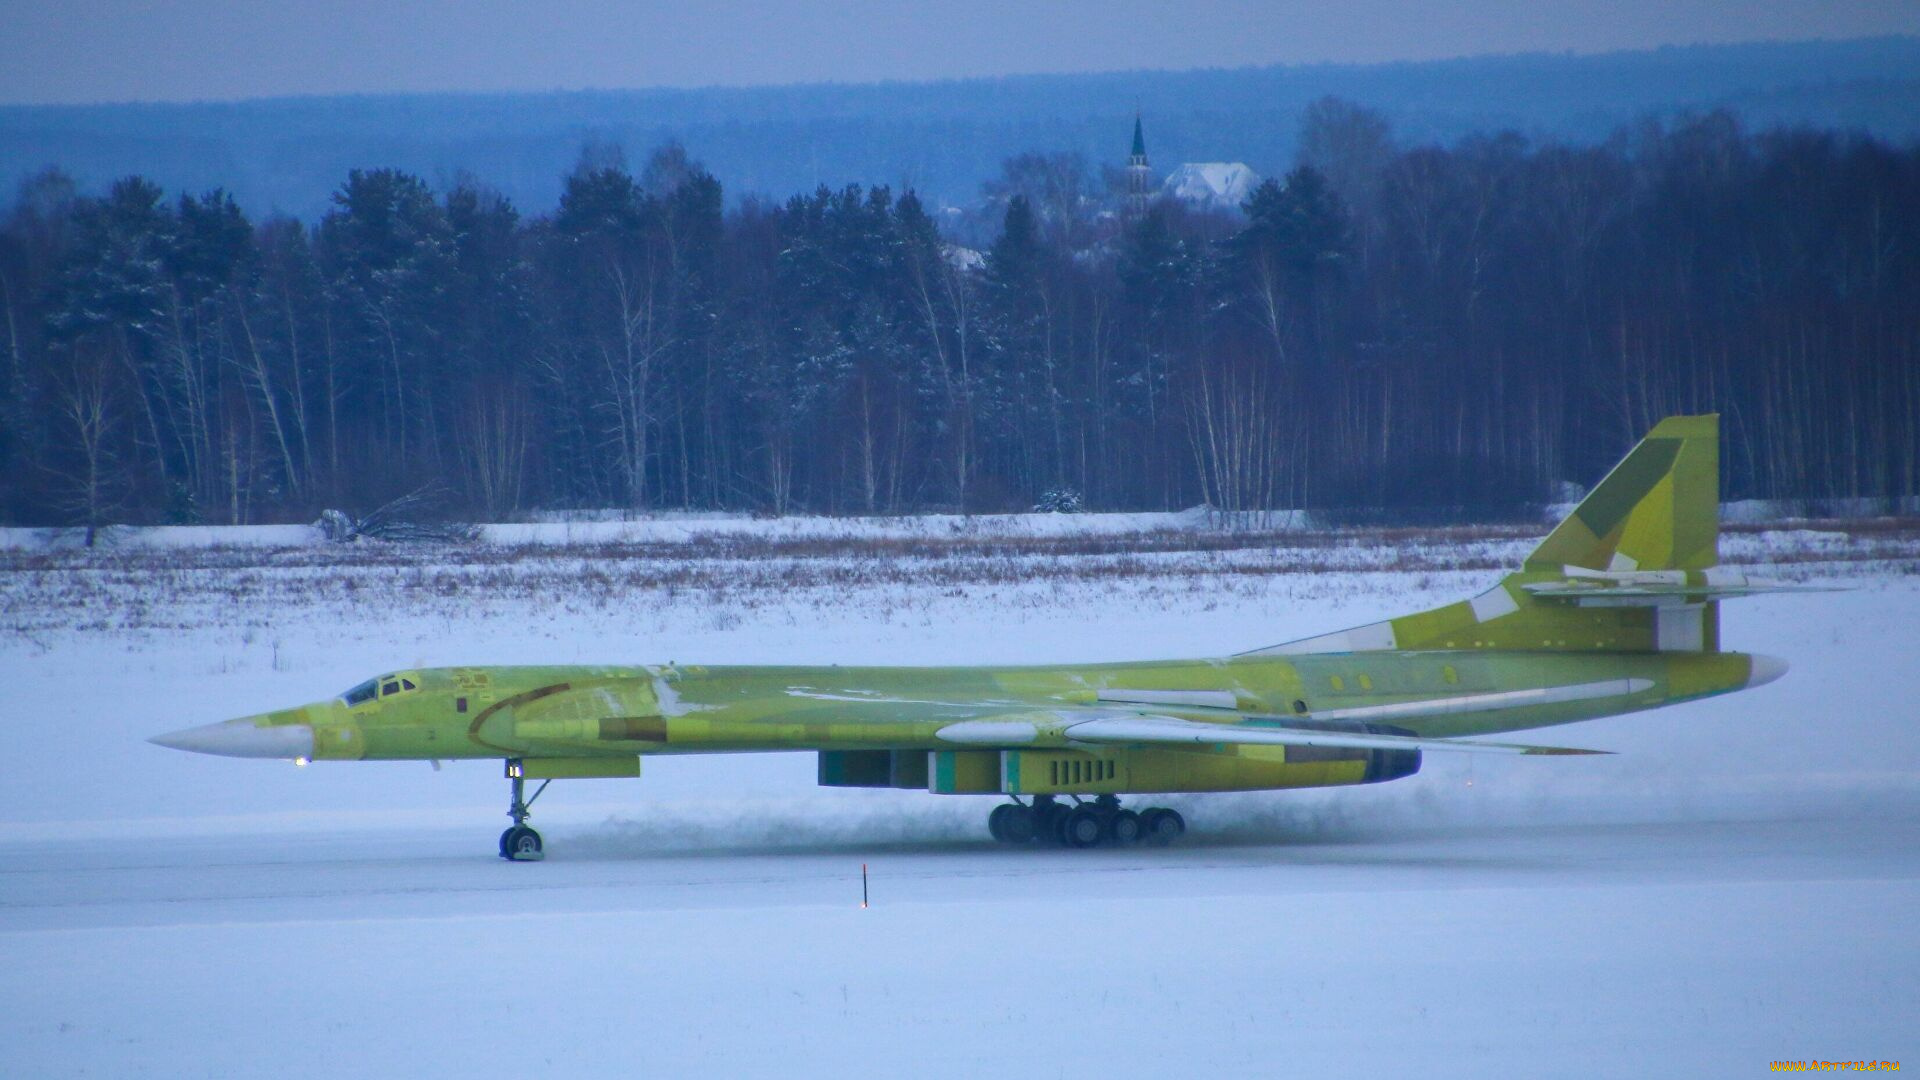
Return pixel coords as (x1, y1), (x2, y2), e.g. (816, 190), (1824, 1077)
(152, 415), (1801, 859)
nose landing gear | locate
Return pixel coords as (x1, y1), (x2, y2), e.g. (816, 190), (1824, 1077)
(499, 760), (548, 861)
(987, 794), (1183, 848)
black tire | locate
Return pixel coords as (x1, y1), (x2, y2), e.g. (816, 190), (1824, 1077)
(988, 804), (1011, 842)
(1038, 802), (1069, 845)
(1064, 806), (1105, 848)
(1000, 805), (1038, 844)
(1142, 808), (1185, 845)
(1107, 809), (1141, 845)
(502, 825), (544, 860)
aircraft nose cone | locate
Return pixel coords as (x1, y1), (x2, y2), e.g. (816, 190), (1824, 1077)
(148, 718), (315, 759)
(1746, 653), (1789, 688)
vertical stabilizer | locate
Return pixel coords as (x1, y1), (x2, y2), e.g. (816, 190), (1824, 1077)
(1243, 414), (1731, 658)
(1525, 414), (1720, 573)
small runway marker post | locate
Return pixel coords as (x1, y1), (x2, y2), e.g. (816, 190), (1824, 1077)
(861, 863), (869, 908)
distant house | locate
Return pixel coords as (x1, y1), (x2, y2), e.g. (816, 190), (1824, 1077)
(1161, 162), (1260, 212)
(945, 244), (985, 272)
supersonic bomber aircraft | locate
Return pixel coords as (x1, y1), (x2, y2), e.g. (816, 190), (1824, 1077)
(153, 415), (1801, 859)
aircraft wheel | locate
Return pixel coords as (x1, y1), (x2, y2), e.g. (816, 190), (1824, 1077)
(1036, 801), (1068, 845)
(1063, 806), (1105, 848)
(1141, 808), (1185, 846)
(1107, 809), (1141, 846)
(988, 804), (1012, 842)
(501, 825), (545, 861)
(1000, 805), (1038, 844)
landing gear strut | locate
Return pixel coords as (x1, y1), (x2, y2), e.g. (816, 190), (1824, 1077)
(499, 760), (548, 861)
(986, 794), (1183, 849)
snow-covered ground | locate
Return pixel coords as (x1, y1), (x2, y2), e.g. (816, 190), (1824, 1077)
(2, 516), (1915, 1076)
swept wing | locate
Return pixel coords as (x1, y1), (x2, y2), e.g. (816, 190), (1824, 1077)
(934, 707), (1607, 756)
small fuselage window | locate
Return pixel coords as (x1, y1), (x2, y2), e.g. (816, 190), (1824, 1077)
(341, 679), (379, 706)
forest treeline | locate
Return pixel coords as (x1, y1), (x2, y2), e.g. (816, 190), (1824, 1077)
(1, 103), (1916, 528)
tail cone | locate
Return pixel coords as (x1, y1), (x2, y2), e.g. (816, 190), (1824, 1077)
(1746, 654), (1789, 688)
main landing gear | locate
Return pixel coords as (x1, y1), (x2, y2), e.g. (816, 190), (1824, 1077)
(987, 794), (1185, 849)
(499, 760), (548, 862)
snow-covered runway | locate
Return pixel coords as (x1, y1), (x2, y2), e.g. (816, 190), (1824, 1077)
(5, 810), (1913, 1077)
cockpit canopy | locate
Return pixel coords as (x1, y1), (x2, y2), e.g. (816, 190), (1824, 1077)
(340, 674), (418, 706)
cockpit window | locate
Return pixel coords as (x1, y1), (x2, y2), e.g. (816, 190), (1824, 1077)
(382, 681), (401, 697)
(341, 679), (378, 706)
(401, 678), (416, 691)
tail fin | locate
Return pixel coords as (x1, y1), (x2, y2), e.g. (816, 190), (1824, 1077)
(1244, 415), (1734, 657)
(1525, 414), (1719, 573)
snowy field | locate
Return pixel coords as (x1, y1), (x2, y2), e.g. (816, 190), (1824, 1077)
(2, 515), (1916, 1077)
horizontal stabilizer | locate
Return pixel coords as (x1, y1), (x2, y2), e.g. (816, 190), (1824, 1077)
(1523, 568), (1841, 606)
(1063, 715), (1609, 756)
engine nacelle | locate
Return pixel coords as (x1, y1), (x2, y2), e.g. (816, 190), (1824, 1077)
(819, 742), (1421, 795)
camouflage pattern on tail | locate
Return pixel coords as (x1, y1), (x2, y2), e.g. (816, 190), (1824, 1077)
(1524, 414), (1719, 573)
(1246, 415), (1729, 657)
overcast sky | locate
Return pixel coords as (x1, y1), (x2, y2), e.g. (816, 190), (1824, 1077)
(3, 0), (1917, 106)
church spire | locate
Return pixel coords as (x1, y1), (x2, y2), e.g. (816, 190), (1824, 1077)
(1127, 112), (1151, 215)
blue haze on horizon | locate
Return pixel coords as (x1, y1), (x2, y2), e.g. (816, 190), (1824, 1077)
(3, 0), (1918, 106)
